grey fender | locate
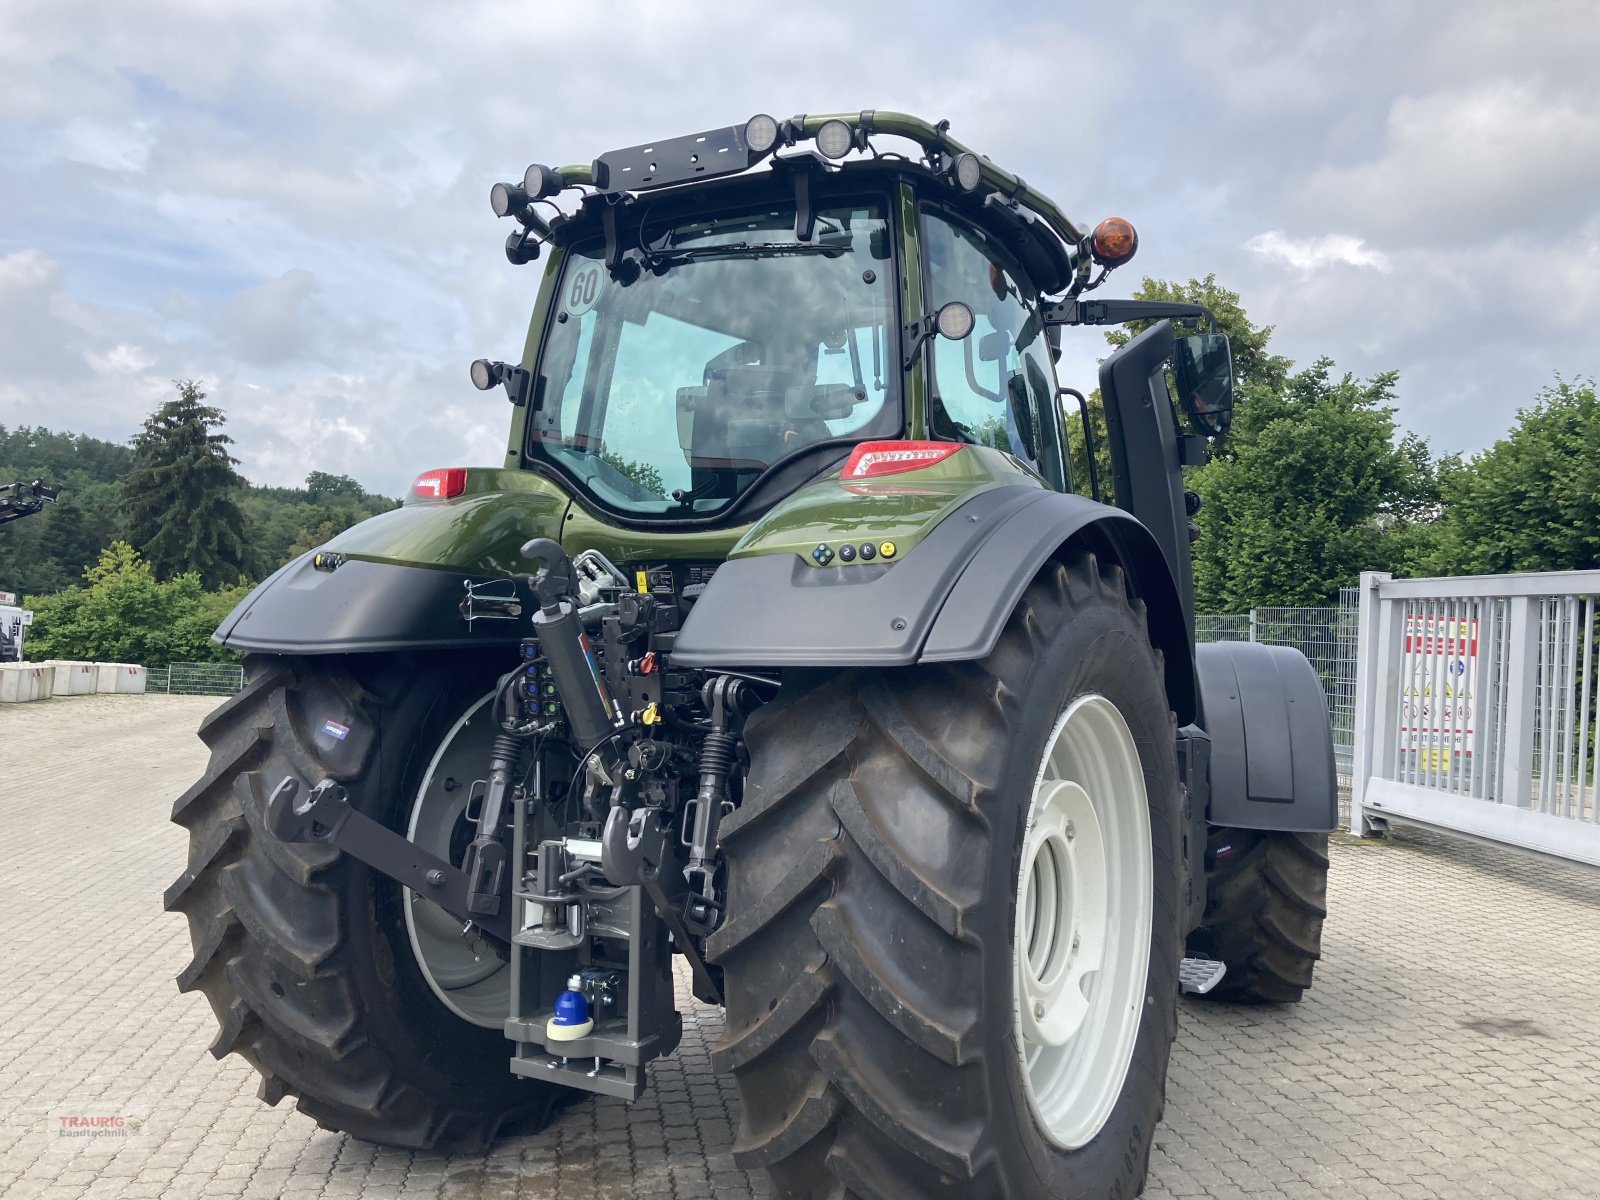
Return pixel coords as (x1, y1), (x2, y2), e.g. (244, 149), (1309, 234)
(214, 554), (535, 654)
(1195, 641), (1337, 833)
(672, 484), (1197, 724)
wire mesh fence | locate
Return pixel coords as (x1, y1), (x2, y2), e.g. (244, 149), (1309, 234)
(1193, 613), (1252, 643)
(146, 661), (245, 697)
(1195, 588), (1359, 808)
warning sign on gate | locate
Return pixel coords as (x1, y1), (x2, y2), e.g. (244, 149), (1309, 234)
(1399, 614), (1478, 766)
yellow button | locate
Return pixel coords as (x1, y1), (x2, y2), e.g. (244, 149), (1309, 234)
(879, 541), (897, 559)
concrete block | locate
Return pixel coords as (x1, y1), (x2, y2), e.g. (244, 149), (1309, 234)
(0, 663), (55, 702)
(95, 663), (148, 694)
(42, 660), (97, 696)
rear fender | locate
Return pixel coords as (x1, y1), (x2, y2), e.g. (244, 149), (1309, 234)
(672, 485), (1197, 724)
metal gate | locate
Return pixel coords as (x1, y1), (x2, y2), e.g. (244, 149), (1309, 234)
(1353, 569), (1600, 865)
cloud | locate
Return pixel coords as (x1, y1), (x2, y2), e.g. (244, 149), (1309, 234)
(217, 269), (331, 367)
(1294, 81), (1600, 244)
(0, 0), (1596, 494)
(86, 343), (156, 375)
(1246, 231), (1392, 275)
(55, 117), (156, 173)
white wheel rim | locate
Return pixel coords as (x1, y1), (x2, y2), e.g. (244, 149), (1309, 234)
(403, 694), (511, 1028)
(1014, 693), (1152, 1149)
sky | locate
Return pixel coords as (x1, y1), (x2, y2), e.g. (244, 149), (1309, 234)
(2, 0), (1597, 496)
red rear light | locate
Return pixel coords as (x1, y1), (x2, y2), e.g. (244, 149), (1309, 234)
(841, 441), (961, 480)
(411, 467), (468, 499)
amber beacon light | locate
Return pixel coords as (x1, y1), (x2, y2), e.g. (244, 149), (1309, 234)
(1090, 217), (1139, 267)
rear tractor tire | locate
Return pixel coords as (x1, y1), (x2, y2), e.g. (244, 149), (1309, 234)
(710, 552), (1186, 1200)
(165, 652), (558, 1149)
(1185, 827), (1329, 1004)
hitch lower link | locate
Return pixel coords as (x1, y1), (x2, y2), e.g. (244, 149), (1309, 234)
(600, 802), (722, 1004)
(264, 776), (511, 944)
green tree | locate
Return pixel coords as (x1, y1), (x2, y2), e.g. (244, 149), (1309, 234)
(288, 513), (354, 558)
(1189, 359), (1436, 609)
(305, 470), (365, 504)
(238, 481), (398, 569)
(1423, 376), (1600, 574)
(23, 542), (247, 666)
(123, 380), (256, 587)
(33, 497), (101, 588)
(0, 426), (132, 594)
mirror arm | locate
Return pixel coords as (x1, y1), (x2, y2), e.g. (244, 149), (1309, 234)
(792, 167), (815, 242)
(1042, 299), (1215, 329)
(600, 195), (641, 280)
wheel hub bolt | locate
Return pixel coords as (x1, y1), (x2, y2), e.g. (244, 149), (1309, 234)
(1065, 821), (1076, 842)
(1033, 1002), (1045, 1019)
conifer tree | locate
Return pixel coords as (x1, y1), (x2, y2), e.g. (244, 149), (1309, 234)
(123, 380), (256, 587)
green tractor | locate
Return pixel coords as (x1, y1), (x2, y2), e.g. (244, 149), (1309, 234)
(167, 112), (1335, 1198)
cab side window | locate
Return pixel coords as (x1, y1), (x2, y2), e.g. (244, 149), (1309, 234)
(921, 208), (1067, 491)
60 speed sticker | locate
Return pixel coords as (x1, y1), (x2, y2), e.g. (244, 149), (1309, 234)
(564, 262), (603, 316)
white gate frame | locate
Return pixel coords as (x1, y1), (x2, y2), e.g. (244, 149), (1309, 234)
(1353, 569), (1600, 867)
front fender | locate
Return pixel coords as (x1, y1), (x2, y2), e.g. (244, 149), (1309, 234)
(1195, 641), (1338, 833)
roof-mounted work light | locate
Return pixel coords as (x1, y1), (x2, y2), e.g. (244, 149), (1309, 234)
(490, 181), (528, 219)
(814, 118), (854, 160)
(521, 163), (564, 200)
(744, 113), (781, 155)
(950, 151), (982, 192)
(492, 179), (552, 247)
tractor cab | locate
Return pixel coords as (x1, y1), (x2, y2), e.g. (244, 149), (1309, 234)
(472, 114), (1226, 538)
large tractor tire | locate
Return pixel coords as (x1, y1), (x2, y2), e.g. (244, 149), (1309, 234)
(710, 553), (1185, 1200)
(165, 652), (557, 1149)
(1185, 827), (1328, 1004)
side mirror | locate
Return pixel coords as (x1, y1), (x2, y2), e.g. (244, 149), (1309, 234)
(1171, 332), (1233, 439)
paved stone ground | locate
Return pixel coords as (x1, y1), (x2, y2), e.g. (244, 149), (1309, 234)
(2, 693), (1599, 1199)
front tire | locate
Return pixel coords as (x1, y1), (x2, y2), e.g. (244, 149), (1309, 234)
(1186, 827), (1329, 1004)
(165, 652), (557, 1149)
(710, 553), (1184, 1199)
